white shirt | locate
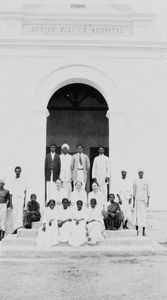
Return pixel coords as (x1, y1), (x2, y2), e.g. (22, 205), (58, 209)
(9, 176), (26, 197)
(51, 152), (55, 161)
(118, 177), (132, 201)
(92, 154), (110, 185)
(60, 153), (72, 182)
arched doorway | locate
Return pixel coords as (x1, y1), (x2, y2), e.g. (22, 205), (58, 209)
(46, 83), (109, 191)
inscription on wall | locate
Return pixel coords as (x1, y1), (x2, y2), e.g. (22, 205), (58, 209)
(22, 21), (133, 37)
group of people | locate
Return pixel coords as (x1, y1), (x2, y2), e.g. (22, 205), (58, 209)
(0, 142), (150, 244)
(45, 143), (110, 202)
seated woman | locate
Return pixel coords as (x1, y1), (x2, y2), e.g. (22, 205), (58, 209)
(24, 194), (41, 229)
(50, 179), (67, 209)
(70, 180), (88, 207)
(36, 199), (59, 247)
(104, 193), (124, 230)
(68, 200), (87, 247)
(58, 198), (73, 243)
(86, 198), (104, 245)
(88, 182), (106, 209)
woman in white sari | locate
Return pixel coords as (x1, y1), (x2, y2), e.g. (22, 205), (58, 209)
(36, 200), (59, 247)
(68, 200), (87, 247)
(58, 198), (73, 243)
(86, 198), (104, 245)
(70, 180), (88, 207)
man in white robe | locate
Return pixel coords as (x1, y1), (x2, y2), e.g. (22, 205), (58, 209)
(117, 170), (132, 229)
(133, 169), (150, 236)
(59, 143), (72, 199)
(92, 147), (110, 201)
(10, 166), (27, 234)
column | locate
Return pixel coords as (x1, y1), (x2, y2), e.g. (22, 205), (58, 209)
(24, 108), (49, 210)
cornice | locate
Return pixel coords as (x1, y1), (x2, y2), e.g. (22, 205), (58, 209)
(0, 39), (166, 53)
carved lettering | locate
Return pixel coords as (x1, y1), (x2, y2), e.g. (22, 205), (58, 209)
(22, 21), (133, 37)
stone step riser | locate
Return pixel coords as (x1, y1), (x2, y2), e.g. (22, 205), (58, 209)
(2, 238), (152, 247)
(0, 248), (165, 259)
(17, 229), (137, 239)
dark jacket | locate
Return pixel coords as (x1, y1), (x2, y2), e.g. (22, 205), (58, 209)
(45, 153), (61, 182)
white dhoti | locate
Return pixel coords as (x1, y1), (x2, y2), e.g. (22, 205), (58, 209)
(12, 195), (24, 231)
(121, 198), (132, 223)
(0, 203), (7, 231)
(68, 220), (87, 247)
(62, 181), (72, 199)
(87, 221), (104, 244)
(37, 220), (59, 248)
(133, 199), (147, 227)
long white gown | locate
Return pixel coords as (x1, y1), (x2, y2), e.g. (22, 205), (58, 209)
(59, 153), (72, 198)
(9, 177), (26, 231)
(86, 206), (104, 244)
(118, 178), (132, 223)
(133, 178), (150, 227)
(36, 207), (59, 247)
(58, 206), (73, 243)
(68, 207), (87, 247)
(92, 154), (110, 200)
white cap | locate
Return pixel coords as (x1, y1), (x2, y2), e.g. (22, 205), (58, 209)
(61, 143), (70, 150)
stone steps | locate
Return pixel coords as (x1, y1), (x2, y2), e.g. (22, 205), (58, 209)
(1, 228), (167, 258)
(1, 234), (152, 247)
(0, 243), (166, 258)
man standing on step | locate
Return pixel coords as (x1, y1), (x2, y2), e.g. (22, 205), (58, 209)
(71, 145), (90, 190)
(133, 169), (150, 236)
(60, 143), (72, 199)
(10, 166), (27, 234)
(0, 179), (10, 240)
(92, 146), (110, 202)
(45, 144), (61, 201)
(117, 170), (132, 229)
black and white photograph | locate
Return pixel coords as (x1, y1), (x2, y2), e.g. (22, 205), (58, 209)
(0, 0), (167, 299)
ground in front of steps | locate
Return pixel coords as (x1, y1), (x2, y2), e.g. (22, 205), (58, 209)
(0, 255), (167, 300)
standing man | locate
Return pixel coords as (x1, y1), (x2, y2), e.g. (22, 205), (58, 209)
(71, 145), (90, 190)
(45, 144), (61, 201)
(117, 170), (132, 229)
(10, 166), (27, 234)
(133, 169), (150, 236)
(0, 179), (10, 240)
(59, 143), (72, 199)
(92, 146), (110, 201)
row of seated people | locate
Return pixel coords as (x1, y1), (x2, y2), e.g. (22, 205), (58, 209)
(48, 179), (107, 207)
(24, 193), (124, 247)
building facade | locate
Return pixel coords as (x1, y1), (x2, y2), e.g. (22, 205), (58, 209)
(0, 0), (167, 209)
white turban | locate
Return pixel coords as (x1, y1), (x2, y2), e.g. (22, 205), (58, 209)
(61, 143), (70, 150)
